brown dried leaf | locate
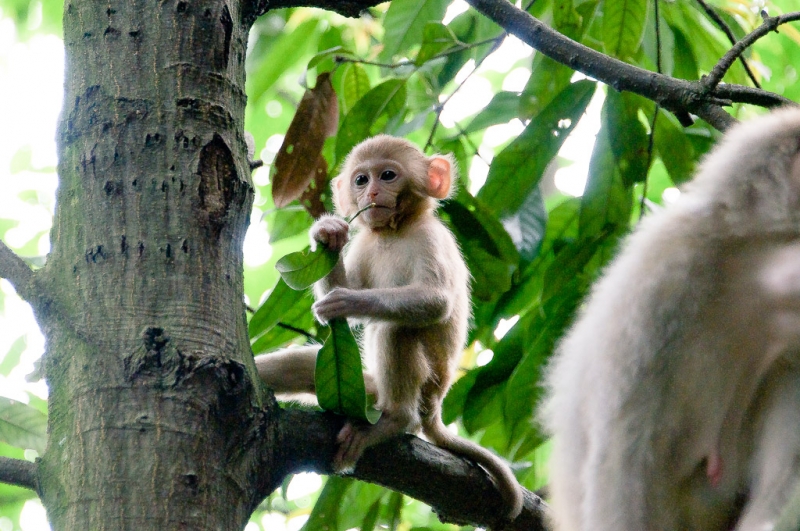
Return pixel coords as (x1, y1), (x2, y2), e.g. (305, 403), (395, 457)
(272, 72), (339, 209)
(300, 155), (329, 218)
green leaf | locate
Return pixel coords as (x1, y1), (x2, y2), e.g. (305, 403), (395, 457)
(248, 278), (308, 339)
(415, 22), (458, 65)
(303, 476), (353, 531)
(478, 80), (596, 218)
(247, 19), (320, 102)
(501, 185), (547, 264)
(267, 208), (314, 244)
(579, 105), (635, 237)
(307, 46), (348, 70)
(315, 319), (373, 422)
(553, 0), (582, 40)
(250, 296), (315, 355)
(379, 0), (451, 61)
(276, 246), (339, 290)
(602, 0), (647, 60)
(0, 397), (47, 453)
(503, 280), (586, 435)
(654, 108), (696, 185)
(0, 336), (26, 376)
(670, 25), (700, 81)
(341, 63), (371, 115)
(335, 79), (407, 164)
(604, 90), (650, 186)
(462, 91), (521, 134)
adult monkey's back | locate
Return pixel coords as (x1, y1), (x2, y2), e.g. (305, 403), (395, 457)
(541, 108), (800, 531)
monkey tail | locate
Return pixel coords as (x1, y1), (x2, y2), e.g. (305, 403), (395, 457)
(423, 416), (524, 520)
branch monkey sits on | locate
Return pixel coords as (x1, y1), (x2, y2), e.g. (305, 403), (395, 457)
(542, 108), (800, 531)
(256, 135), (524, 519)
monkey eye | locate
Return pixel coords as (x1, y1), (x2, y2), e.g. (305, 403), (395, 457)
(380, 170), (397, 181)
(354, 174), (369, 186)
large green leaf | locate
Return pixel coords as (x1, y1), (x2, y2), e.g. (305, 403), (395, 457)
(503, 280), (586, 437)
(250, 294), (315, 354)
(341, 63), (371, 115)
(0, 397), (47, 453)
(579, 103), (635, 237)
(248, 278), (308, 339)
(654, 108), (696, 185)
(276, 246), (339, 290)
(315, 319), (375, 422)
(247, 19), (320, 102)
(379, 0), (451, 61)
(501, 185), (547, 265)
(415, 22), (458, 65)
(478, 80), (596, 218)
(462, 91), (522, 135)
(602, 0), (647, 60)
(303, 476), (353, 531)
(335, 80), (407, 164)
(267, 208), (314, 244)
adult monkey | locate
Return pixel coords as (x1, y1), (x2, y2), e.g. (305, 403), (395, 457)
(256, 135), (524, 520)
(542, 108), (800, 531)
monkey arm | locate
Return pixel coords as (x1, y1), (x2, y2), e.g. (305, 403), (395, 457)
(312, 286), (450, 326)
(313, 259), (348, 300)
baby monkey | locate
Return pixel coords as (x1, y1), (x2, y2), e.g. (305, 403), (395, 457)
(542, 108), (800, 531)
(256, 135), (523, 519)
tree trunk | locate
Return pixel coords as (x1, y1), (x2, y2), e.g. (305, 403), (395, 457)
(34, 0), (273, 527)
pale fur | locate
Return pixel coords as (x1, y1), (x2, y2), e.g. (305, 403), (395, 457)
(541, 108), (800, 531)
(257, 135), (523, 519)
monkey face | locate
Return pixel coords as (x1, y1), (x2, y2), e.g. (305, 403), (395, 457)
(347, 163), (411, 228)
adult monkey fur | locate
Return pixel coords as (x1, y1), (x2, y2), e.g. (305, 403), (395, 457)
(542, 108), (800, 531)
(256, 135), (524, 519)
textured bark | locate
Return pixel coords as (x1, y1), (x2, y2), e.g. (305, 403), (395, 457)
(33, 1), (275, 529)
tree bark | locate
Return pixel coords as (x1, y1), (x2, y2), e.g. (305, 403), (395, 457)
(34, 0), (272, 528)
(12, 1), (551, 529)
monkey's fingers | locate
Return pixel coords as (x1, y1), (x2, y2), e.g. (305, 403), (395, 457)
(310, 217), (349, 252)
(313, 290), (355, 322)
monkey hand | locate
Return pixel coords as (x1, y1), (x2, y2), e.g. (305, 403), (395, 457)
(312, 287), (368, 323)
(310, 215), (349, 252)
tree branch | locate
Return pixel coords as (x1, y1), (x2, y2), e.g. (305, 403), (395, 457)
(276, 408), (548, 531)
(693, 0), (760, 88)
(242, 0), (385, 23)
(0, 457), (37, 491)
(703, 11), (800, 92)
(0, 240), (35, 303)
(463, 0), (798, 131)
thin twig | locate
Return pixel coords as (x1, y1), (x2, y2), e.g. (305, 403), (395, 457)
(0, 240), (34, 302)
(703, 11), (800, 92)
(334, 37), (500, 72)
(713, 84), (796, 108)
(276, 322), (318, 342)
(0, 457), (37, 491)
(694, 0), (761, 88)
(424, 34), (506, 150)
(641, 0), (663, 221)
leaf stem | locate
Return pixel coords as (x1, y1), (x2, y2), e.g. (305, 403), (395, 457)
(348, 203), (376, 224)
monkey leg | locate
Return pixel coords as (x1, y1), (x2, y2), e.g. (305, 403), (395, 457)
(334, 326), (429, 471)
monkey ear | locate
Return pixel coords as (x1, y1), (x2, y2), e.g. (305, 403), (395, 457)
(331, 176), (351, 215)
(427, 157), (452, 199)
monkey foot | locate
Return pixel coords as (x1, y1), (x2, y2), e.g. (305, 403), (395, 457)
(333, 421), (371, 472)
